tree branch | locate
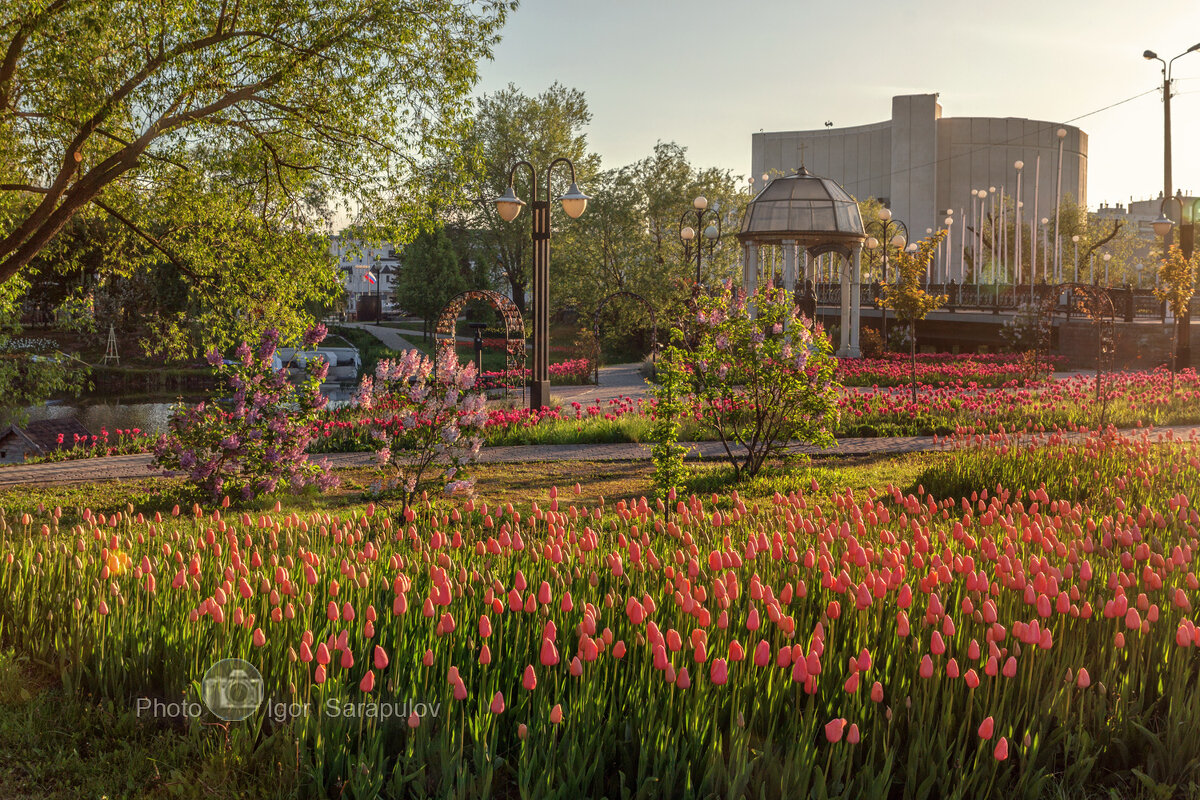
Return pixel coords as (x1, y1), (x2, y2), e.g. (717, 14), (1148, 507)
(88, 196), (199, 282)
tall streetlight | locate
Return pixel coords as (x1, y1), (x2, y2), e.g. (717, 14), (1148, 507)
(1041, 218), (1050, 283)
(1053, 127), (1067, 280)
(1146, 42), (1200, 371)
(1152, 193), (1196, 370)
(495, 158), (591, 410)
(865, 207), (908, 341)
(1014, 161), (1024, 288)
(679, 196), (722, 286)
(1072, 234), (1081, 282)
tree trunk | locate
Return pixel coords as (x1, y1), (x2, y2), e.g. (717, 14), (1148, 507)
(508, 275), (526, 314)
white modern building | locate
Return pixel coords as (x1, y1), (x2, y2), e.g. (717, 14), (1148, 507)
(330, 235), (399, 313)
(751, 94), (1088, 279)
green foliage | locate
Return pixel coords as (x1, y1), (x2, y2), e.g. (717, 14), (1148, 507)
(0, 0), (512, 338)
(1154, 243), (1198, 320)
(683, 283), (839, 479)
(555, 141), (749, 319)
(395, 225), (467, 339)
(0, 314), (89, 426)
(440, 82), (599, 310)
(648, 341), (690, 501)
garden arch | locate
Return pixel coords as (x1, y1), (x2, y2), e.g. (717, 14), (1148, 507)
(436, 290), (526, 400)
(591, 290), (658, 385)
(1035, 282), (1116, 406)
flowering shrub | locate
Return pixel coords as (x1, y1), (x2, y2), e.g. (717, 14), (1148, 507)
(683, 283), (839, 477)
(354, 350), (487, 510)
(152, 326), (336, 500)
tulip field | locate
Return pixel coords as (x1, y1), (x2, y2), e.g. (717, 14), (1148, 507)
(2, 425), (1200, 798)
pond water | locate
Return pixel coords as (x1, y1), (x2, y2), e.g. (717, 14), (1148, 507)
(23, 384), (359, 436)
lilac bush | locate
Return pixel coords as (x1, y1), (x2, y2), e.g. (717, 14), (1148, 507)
(354, 349), (487, 511)
(153, 325), (337, 500)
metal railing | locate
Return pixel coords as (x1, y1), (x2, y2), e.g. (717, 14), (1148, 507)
(811, 282), (1197, 321)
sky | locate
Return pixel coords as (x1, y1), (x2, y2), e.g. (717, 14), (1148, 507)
(472, 0), (1200, 210)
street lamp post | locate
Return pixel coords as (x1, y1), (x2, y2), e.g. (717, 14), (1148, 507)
(1152, 193), (1196, 369)
(679, 196), (722, 286)
(494, 158), (591, 410)
(1146, 42), (1200, 371)
(865, 208), (908, 341)
(1014, 161), (1024, 288)
(1053, 127), (1067, 280)
(1072, 235), (1081, 283)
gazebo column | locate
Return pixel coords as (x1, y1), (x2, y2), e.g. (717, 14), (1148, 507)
(848, 244), (863, 357)
(837, 252), (852, 357)
(742, 243), (758, 296)
(782, 240), (797, 293)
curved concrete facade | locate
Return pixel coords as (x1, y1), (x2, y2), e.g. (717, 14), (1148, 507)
(751, 94), (1087, 278)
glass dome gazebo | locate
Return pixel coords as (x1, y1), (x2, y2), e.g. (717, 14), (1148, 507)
(737, 166), (867, 356)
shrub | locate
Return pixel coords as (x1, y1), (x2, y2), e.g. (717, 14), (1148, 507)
(648, 340), (690, 501)
(681, 282), (839, 479)
(354, 350), (487, 511)
(153, 326), (337, 500)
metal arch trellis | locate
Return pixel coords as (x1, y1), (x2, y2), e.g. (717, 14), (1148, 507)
(435, 290), (526, 402)
(592, 291), (658, 386)
(1034, 282), (1117, 406)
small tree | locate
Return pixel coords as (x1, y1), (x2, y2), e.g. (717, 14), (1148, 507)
(648, 338), (690, 502)
(682, 283), (839, 480)
(395, 225), (468, 340)
(1154, 243), (1199, 375)
(878, 231), (948, 404)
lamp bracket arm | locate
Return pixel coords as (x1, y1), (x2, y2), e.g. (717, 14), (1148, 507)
(508, 160), (538, 202)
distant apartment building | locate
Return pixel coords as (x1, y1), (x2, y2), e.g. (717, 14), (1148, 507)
(330, 235), (399, 314)
(751, 94), (1088, 276)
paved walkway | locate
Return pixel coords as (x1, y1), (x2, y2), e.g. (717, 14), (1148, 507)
(4, 426), (1198, 488)
(338, 322), (420, 352)
(0, 435), (936, 488)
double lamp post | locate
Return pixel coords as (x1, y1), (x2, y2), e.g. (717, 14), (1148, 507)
(494, 158), (591, 410)
(678, 196), (722, 286)
(1145, 42), (1200, 371)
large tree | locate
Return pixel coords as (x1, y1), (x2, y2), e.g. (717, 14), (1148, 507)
(555, 141), (748, 320)
(0, 0), (511, 297)
(448, 82), (599, 312)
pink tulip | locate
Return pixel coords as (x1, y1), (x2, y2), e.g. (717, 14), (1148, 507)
(994, 737), (1009, 760)
(490, 692), (505, 714)
(870, 681), (884, 702)
(523, 665), (537, 691)
(847, 723), (861, 744)
(550, 704), (563, 724)
(825, 718), (846, 743)
(676, 667), (691, 689)
(408, 710), (421, 728)
(360, 670), (375, 692)
(374, 646), (388, 670)
(1076, 668), (1091, 688)
(978, 716), (994, 739)
(711, 658), (729, 685)
(919, 655), (934, 679)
